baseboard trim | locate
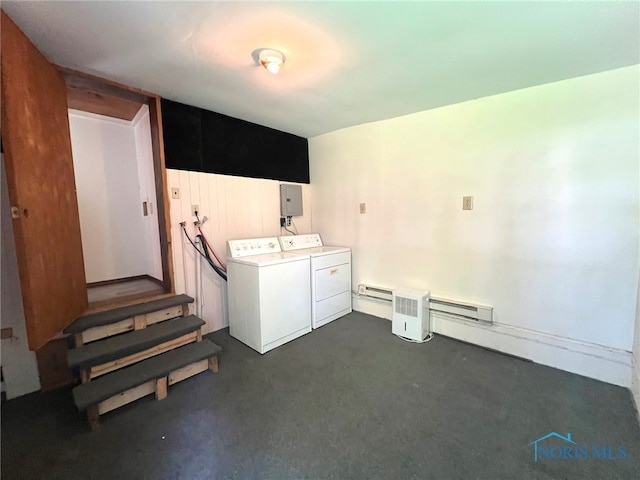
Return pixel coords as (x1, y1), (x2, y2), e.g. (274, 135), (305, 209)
(353, 296), (632, 388)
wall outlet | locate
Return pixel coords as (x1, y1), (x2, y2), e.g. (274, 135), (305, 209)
(280, 217), (286, 227)
(462, 196), (473, 210)
(192, 204), (199, 216)
(360, 202), (366, 214)
(171, 187), (180, 199)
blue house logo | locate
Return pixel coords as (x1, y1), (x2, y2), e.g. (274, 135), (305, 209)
(528, 432), (628, 462)
(529, 432), (576, 462)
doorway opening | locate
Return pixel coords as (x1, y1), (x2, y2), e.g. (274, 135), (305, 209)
(61, 68), (174, 309)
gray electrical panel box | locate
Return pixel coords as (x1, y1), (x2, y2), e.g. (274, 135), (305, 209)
(280, 184), (303, 216)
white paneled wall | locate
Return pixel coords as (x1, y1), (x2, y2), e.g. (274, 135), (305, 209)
(167, 169), (312, 333)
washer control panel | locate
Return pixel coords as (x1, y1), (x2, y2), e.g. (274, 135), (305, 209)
(228, 237), (281, 258)
(279, 233), (323, 251)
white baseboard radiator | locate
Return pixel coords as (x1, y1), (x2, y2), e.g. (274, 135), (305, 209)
(357, 284), (392, 302)
(357, 284), (493, 324)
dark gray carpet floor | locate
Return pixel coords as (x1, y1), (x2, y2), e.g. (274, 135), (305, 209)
(2, 312), (639, 479)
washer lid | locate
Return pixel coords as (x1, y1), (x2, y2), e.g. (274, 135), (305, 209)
(305, 246), (351, 257)
(227, 251), (310, 266)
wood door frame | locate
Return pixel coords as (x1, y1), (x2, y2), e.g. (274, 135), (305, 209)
(58, 67), (175, 295)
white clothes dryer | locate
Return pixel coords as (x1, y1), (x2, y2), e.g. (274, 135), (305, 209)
(279, 234), (352, 329)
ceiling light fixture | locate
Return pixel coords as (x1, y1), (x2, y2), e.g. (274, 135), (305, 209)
(258, 48), (286, 74)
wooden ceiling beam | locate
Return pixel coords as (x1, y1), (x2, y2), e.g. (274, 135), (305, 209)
(66, 85), (143, 121)
(57, 65), (163, 120)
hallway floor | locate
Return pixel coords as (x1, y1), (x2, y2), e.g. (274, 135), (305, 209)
(87, 277), (164, 308)
(2, 312), (639, 479)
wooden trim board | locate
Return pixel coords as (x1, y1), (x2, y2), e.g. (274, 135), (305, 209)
(80, 305), (185, 344)
(168, 359), (208, 385)
(57, 66), (155, 104)
(97, 381), (155, 415)
(145, 306), (184, 326)
(88, 331), (198, 379)
(81, 318), (135, 344)
(91, 354), (217, 426)
(149, 97), (174, 294)
(66, 85), (143, 121)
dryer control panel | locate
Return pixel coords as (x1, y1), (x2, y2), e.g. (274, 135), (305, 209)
(228, 237), (281, 258)
(279, 233), (323, 251)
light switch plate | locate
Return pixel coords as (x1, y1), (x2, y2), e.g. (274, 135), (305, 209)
(463, 196), (473, 210)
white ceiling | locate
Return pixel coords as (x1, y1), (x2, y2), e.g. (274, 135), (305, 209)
(3, 1), (639, 138)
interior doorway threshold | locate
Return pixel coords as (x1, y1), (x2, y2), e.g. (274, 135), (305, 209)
(87, 275), (165, 310)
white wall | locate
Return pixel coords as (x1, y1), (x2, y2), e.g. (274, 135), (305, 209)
(133, 106), (163, 281)
(633, 154), (640, 412)
(167, 169), (312, 333)
(633, 267), (640, 415)
(309, 66), (639, 386)
(634, 117), (640, 412)
(1, 155), (41, 399)
(69, 110), (160, 283)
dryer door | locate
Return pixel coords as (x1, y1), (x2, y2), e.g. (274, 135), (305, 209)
(315, 261), (350, 301)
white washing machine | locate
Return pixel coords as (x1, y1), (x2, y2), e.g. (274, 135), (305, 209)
(227, 237), (311, 354)
(279, 234), (352, 329)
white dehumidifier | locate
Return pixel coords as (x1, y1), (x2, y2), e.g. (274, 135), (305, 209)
(392, 289), (430, 341)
